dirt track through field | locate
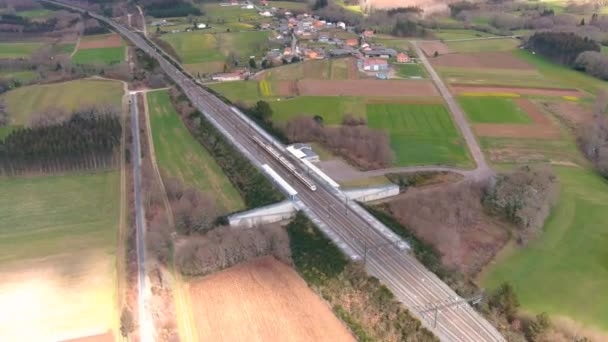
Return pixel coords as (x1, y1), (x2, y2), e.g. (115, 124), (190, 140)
(452, 84), (584, 97)
(433, 51), (534, 69)
(79, 34), (122, 49)
(473, 99), (560, 139)
(277, 79), (438, 97)
(188, 257), (354, 342)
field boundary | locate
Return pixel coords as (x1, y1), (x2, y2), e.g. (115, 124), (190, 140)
(141, 90), (197, 341)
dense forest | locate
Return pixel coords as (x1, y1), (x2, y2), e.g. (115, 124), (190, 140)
(140, 0), (201, 18)
(527, 31), (600, 66)
(0, 107), (121, 175)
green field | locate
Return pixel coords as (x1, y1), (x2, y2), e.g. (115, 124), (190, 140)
(162, 31), (223, 64)
(392, 63), (427, 78)
(17, 8), (54, 18)
(0, 172), (119, 263)
(201, 3), (259, 22)
(458, 96), (532, 124)
(1, 79), (124, 125)
(0, 70), (38, 82)
(267, 1), (308, 10)
(147, 90), (244, 212)
(208, 80), (261, 103)
(482, 167), (608, 331)
(162, 30), (271, 67)
(437, 66), (557, 88)
(0, 172), (119, 340)
(271, 96), (367, 125)
(446, 38), (521, 53)
(367, 103), (472, 167)
(0, 41), (44, 58)
(515, 50), (606, 94)
(72, 46), (125, 65)
(433, 29), (495, 40)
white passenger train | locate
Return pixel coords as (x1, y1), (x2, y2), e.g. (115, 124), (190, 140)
(252, 136), (317, 191)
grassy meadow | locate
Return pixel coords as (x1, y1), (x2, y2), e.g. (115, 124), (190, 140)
(446, 38), (521, 53)
(147, 90), (244, 212)
(459, 96), (532, 124)
(0, 171), (120, 340)
(1, 79), (124, 126)
(0, 41), (44, 58)
(392, 63), (427, 78)
(367, 103), (472, 167)
(72, 46), (125, 65)
(162, 30), (271, 72)
(433, 28), (495, 40)
(271, 96), (367, 125)
(482, 167), (608, 331)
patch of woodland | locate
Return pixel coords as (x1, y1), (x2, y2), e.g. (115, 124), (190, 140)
(162, 171), (220, 235)
(132, 47), (169, 89)
(0, 105), (121, 176)
(373, 165), (557, 277)
(483, 165), (559, 245)
(168, 87), (284, 208)
(287, 212), (437, 342)
(176, 223), (292, 278)
(285, 115), (394, 171)
(139, 0), (202, 18)
(527, 31), (600, 65)
(386, 171), (464, 190)
(577, 91), (608, 177)
(312, 1), (431, 38)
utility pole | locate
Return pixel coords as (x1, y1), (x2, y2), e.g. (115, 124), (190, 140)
(418, 294), (484, 328)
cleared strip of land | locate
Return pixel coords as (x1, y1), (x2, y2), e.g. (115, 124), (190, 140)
(188, 257), (354, 342)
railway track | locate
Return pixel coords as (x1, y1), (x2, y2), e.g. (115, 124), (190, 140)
(41, 1), (505, 340)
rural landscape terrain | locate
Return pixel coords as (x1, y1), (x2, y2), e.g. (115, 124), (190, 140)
(0, 0), (607, 341)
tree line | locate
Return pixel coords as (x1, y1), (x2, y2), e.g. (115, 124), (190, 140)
(0, 107), (121, 176)
(527, 31), (600, 66)
(285, 115), (394, 170)
(141, 0), (202, 18)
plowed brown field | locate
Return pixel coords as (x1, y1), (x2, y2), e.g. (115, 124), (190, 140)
(433, 51), (533, 69)
(79, 34), (122, 49)
(188, 257), (354, 342)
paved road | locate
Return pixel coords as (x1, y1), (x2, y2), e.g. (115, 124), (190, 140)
(45, 1), (504, 340)
(412, 41), (493, 181)
(130, 94), (154, 342)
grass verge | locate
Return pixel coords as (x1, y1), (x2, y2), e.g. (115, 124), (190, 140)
(482, 167), (608, 331)
(147, 89), (244, 211)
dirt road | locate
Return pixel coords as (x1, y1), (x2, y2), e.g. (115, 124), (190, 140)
(412, 41), (492, 180)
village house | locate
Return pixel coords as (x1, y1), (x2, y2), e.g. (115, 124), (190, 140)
(396, 52), (410, 63)
(360, 58), (388, 71)
(362, 29), (375, 38)
(345, 38), (358, 47)
(212, 72), (244, 81)
(259, 10), (273, 17)
(363, 48), (397, 59)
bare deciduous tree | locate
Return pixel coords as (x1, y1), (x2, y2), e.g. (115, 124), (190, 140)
(176, 224), (291, 277)
(285, 116), (394, 170)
